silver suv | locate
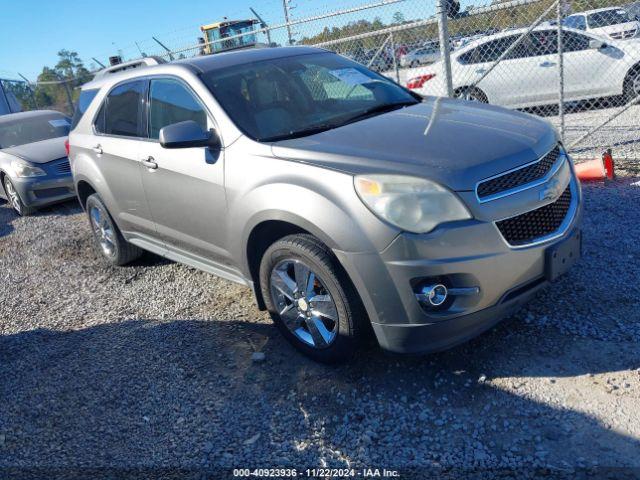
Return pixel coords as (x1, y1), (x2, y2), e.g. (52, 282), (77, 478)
(69, 47), (582, 363)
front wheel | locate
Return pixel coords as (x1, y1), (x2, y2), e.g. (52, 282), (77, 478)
(454, 87), (488, 103)
(259, 234), (365, 363)
(3, 176), (35, 216)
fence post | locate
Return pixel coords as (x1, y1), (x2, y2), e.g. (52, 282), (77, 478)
(557, 0), (565, 143)
(436, 0), (454, 97)
(390, 33), (400, 83)
(56, 74), (74, 116)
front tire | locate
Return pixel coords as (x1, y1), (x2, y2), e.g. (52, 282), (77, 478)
(259, 234), (365, 363)
(3, 176), (36, 216)
(86, 194), (142, 266)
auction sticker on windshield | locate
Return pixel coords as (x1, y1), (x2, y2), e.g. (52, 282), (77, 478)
(329, 68), (375, 86)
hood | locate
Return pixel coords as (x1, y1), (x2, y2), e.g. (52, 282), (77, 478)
(1, 137), (67, 164)
(271, 98), (557, 191)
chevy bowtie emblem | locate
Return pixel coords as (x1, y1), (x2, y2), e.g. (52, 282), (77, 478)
(539, 177), (563, 201)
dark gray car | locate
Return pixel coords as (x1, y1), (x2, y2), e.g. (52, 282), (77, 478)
(69, 47), (582, 363)
(0, 110), (75, 215)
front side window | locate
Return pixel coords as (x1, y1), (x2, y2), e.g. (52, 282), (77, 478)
(148, 78), (208, 139)
(563, 31), (591, 52)
(96, 80), (145, 137)
(529, 31), (558, 56)
(201, 52), (419, 142)
(459, 36), (517, 64)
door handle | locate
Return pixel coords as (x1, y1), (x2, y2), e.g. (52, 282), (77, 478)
(475, 68), (487, 74)
(539, 61), (556, 67)
(92, 145), (103, 155)
(141, 157), (158, 170)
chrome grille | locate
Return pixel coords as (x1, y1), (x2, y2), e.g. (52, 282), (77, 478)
(477, 146), (560, 200)
(496, 185), (572, 247)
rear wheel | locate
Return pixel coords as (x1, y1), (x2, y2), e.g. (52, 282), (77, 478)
(454, 87), (488, 103)
(3, 176), (35, 216)
(259, 234), (365, 363)
(623, 67), (640, 103)
(86, 194), (142, 266)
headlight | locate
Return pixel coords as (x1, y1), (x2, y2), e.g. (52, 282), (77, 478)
(11, 159), (46, 178)
(354, 174), (472, 233)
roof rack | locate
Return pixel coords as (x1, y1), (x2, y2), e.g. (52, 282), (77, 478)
(93, 56), (166, 79)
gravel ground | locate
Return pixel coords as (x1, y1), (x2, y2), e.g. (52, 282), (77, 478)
(1, 170), (639, 479)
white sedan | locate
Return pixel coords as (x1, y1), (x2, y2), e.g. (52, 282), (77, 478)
(406, 27), (640, 109)
(563, 7), (640, 40)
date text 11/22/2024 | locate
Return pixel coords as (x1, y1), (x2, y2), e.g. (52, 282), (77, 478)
(232, 468), (401, 477)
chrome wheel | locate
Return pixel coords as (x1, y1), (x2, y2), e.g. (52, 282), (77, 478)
(4, 178), (22, 214)
(90, 206), (115, 256)
(269, 259), (339, 349)
(632, 73), (640, 99)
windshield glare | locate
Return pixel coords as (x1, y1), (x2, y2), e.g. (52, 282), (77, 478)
(201, 52), (419, 141)
(0, 113), (70, 149)
(588, 10), (632, 28)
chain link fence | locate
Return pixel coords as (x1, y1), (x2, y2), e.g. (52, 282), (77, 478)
(1, 77), (77, 117)
(7, 0), (640, 163)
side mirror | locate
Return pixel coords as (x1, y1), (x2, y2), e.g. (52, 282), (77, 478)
(159, 120), (221, 149)
(589, 39), (607, 50)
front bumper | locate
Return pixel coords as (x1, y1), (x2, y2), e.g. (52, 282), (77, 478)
(335, 172), (583, 355)
(10, 174), (75, 208)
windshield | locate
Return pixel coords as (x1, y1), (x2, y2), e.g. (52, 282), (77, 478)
(0, 113), (70, 149)
(587, 9), (632, 28)
(201, 52), (419, 142)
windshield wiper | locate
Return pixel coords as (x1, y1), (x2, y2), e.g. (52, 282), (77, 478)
(341, 100), (419, 126)
(261, 123), (339, 142)
(260, 100), (419, 142)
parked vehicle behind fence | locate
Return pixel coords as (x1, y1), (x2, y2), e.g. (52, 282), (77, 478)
(563, 7), (640, 40)
(400, 43), (441, 68)
(69, 47), (582, 363)
(406, 27), (640, 109)
(0, 110), (74, 215)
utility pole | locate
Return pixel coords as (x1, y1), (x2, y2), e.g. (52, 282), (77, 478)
(282, 0), (294, 45)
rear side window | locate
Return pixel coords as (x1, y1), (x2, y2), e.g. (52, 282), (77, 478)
(71, 88), (99, 129)
(148, 78), (208, 139)
(459, 36), (517, 64)
(95, 80), (146, 137)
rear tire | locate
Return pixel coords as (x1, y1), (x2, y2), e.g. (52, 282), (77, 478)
(259, 234), (366, 364)
(3, 176), (36, 216)
(86, 194), (142, 266)
(454, 86), (488, 103)
(623, 67), (640, 103)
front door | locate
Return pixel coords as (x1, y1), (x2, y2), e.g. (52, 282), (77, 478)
(139, 77), (229, 265)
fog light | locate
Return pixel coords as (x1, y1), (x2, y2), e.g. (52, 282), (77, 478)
(418, 283), (448, 307)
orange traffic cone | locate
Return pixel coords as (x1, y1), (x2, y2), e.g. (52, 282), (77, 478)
(575, 153), (606, 182)
(603, 149), (615, 181)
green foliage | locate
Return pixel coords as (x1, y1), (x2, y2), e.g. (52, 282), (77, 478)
(30, 49), (92, 115)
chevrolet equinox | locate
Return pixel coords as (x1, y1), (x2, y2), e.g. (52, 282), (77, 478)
(69, 47), (582, 363)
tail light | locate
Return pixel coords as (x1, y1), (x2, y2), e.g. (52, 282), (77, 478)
(64, 139), (70, 157)
(407, 74), (436, 89)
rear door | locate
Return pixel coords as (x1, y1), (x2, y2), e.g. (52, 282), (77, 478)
(138, 77), (229, 265)
(91, 80), (157, 240)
